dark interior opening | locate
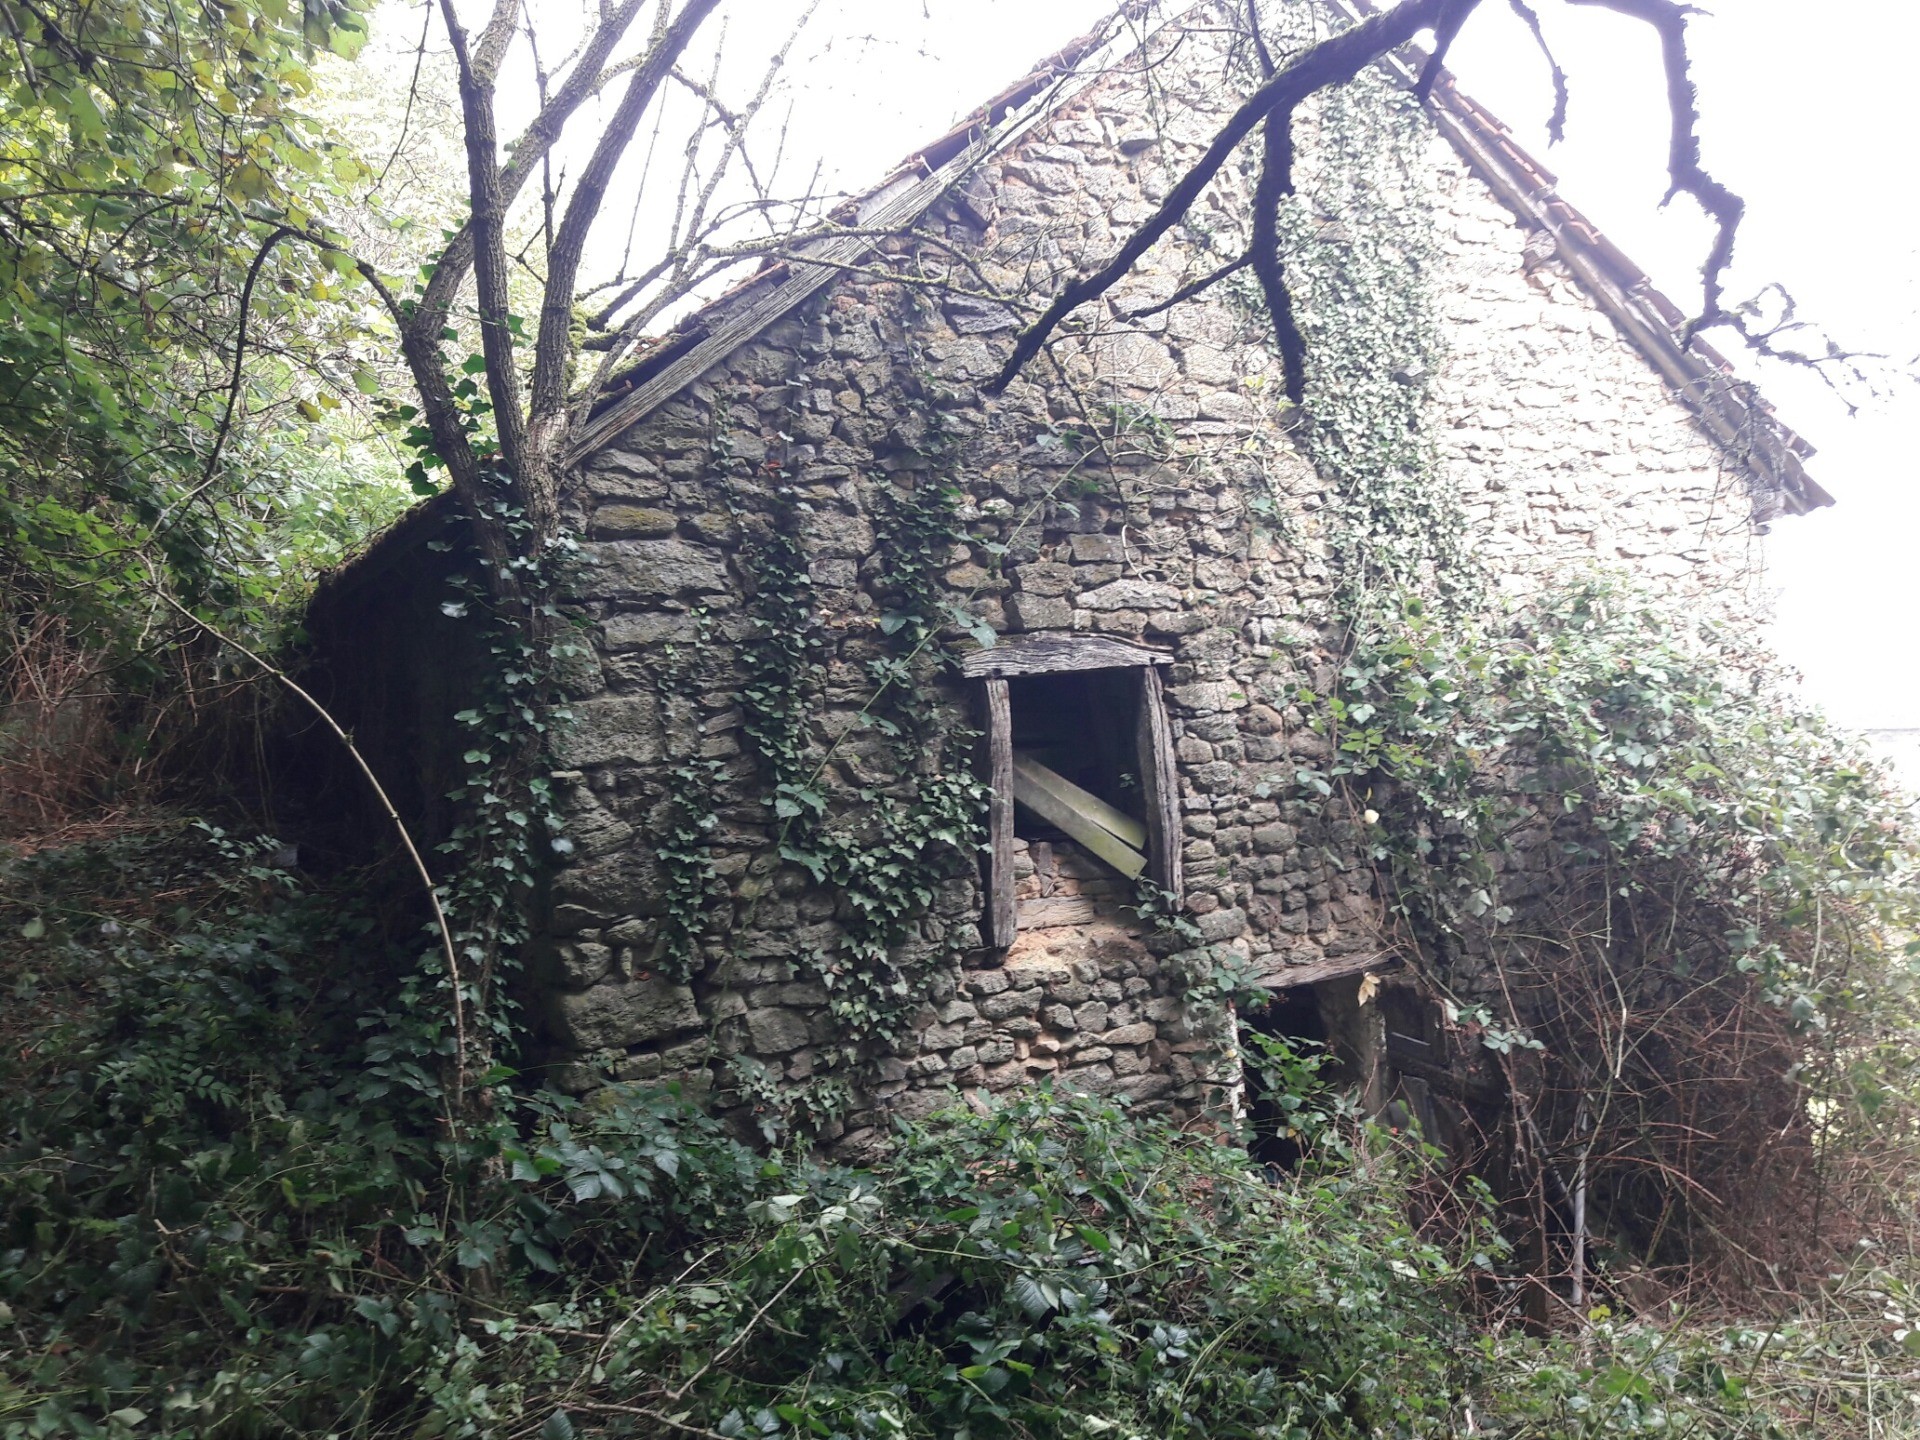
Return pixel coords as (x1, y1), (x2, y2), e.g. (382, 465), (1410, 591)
(1242, 986), (1339, 1171)
(1006, 669), (1142, 847)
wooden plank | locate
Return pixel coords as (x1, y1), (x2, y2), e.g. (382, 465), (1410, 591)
(981, 679), (1017, 949)
(1252, 952), (1402, 990)
(1134, 666), (1182, 896)
(1011, 753), (1146, 850)
(959, 632), (1172, 679)
(1012, 765), (1146, 879)
(1017, 896), (1098, 930)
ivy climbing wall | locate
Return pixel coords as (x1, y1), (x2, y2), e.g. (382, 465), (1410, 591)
(325, 4), (1786, 1148)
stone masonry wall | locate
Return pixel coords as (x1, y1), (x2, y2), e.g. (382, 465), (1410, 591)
(529, 6), (1774, 1146)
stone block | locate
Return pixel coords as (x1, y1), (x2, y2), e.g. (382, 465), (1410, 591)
(1069, 533), (1126, 563)
(550, 693), (661, 768)
(1252, 823), (1296, 854)
(577, 539), (728, 599)
(592, 505), (678, 539)
(602, 611), (698, 651)
(1078, 578), (1180, 611)
(1013, 562), (1075, 596)
(746, 1007), (813, 1055)
(552, 975), (700, 1050)
(1007, 593), (1073, 631)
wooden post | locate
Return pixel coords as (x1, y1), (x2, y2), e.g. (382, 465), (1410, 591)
(1135, 665), (1182, 897)
(981, 678), (1016, 949)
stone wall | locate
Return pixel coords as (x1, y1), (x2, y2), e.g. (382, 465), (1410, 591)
(500, 8), (1775, 1142)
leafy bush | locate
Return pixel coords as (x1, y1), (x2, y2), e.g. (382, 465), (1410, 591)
(3, 821), (1912, 1439)
(1311, 574), (1920, 1285)
(0, 819), (1479, 1437)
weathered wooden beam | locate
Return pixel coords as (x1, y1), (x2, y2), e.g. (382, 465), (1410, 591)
(1135, 665), (1182, 896)
(982, 678), (1016, 949)
(959, 632), (1172, 678)
(1252, 951), (1401, 990)
(1389, 1050), (1505, 1106)
(1012, 753), (1145, 850)
(1017, 896), (1099, 930)
(1012, 760), (1146, 879)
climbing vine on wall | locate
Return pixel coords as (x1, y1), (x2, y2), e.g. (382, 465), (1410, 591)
(648, 607), (728, 981)
(714, 370), (988, 1113)
(1273, 57), (1475, 630)
(1237, 9), (1920, 1282)
(424, 474), (576, 1087)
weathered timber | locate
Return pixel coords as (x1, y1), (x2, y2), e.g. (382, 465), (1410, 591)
(959, 633), (1172, 678)
(1253, 951), (1401, 989)
(1012, 762), (1147, 879)
(982, 678), (1016, 949)
(1012, 753), (1146, 849)
(1388, 1050), (1505, 1106)
(1134, 665), (1182, 895)
(1017, 896), (1100, 930)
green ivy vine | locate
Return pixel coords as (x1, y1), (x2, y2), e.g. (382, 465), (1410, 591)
(715, 374), (988, 1110)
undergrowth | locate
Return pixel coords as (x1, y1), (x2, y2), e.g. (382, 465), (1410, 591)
(1, 821), (1913, 1438)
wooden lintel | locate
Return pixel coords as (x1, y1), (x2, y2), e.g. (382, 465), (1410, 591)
(1390, 1050), (1506, 1106)
(960, 633), (1172, 679)
(1254, 952), (1402, 990)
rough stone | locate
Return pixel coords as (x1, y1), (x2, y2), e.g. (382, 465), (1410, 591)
(552, 976), (701, 1051)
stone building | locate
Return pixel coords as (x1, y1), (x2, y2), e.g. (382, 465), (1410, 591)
(304, 2), (1829, 1149)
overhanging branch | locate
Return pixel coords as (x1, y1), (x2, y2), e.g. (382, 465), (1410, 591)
(1564, 0), (1743, 331)
(983, 0), (1451, 395)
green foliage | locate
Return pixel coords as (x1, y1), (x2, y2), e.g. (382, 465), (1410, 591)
(720, 384), (988, 1105)
(0, 0), (385, 647)
(648, 609), (730, 981)
(0, 825), (1904, 1438)
(1313, 572), (1920, 1049)
(1269, 48), (1471, 623)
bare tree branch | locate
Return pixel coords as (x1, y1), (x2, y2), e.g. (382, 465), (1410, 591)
(1564, 0), (1743, 330)
(469, 0), (521, 84)
(438, 0), (530, 485)
(984, 0), (1452, 395)
(1125, 252), (1251, 319)
(413, 0), (654, 339)
(1506, 0), (1568, 142)
(530, 0), (723, 421)
(1414, 0), (1485, 101)
(1244, 0), (1307, 401)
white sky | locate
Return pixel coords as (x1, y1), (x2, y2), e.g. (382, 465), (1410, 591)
(444, 0), (1920, 728)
